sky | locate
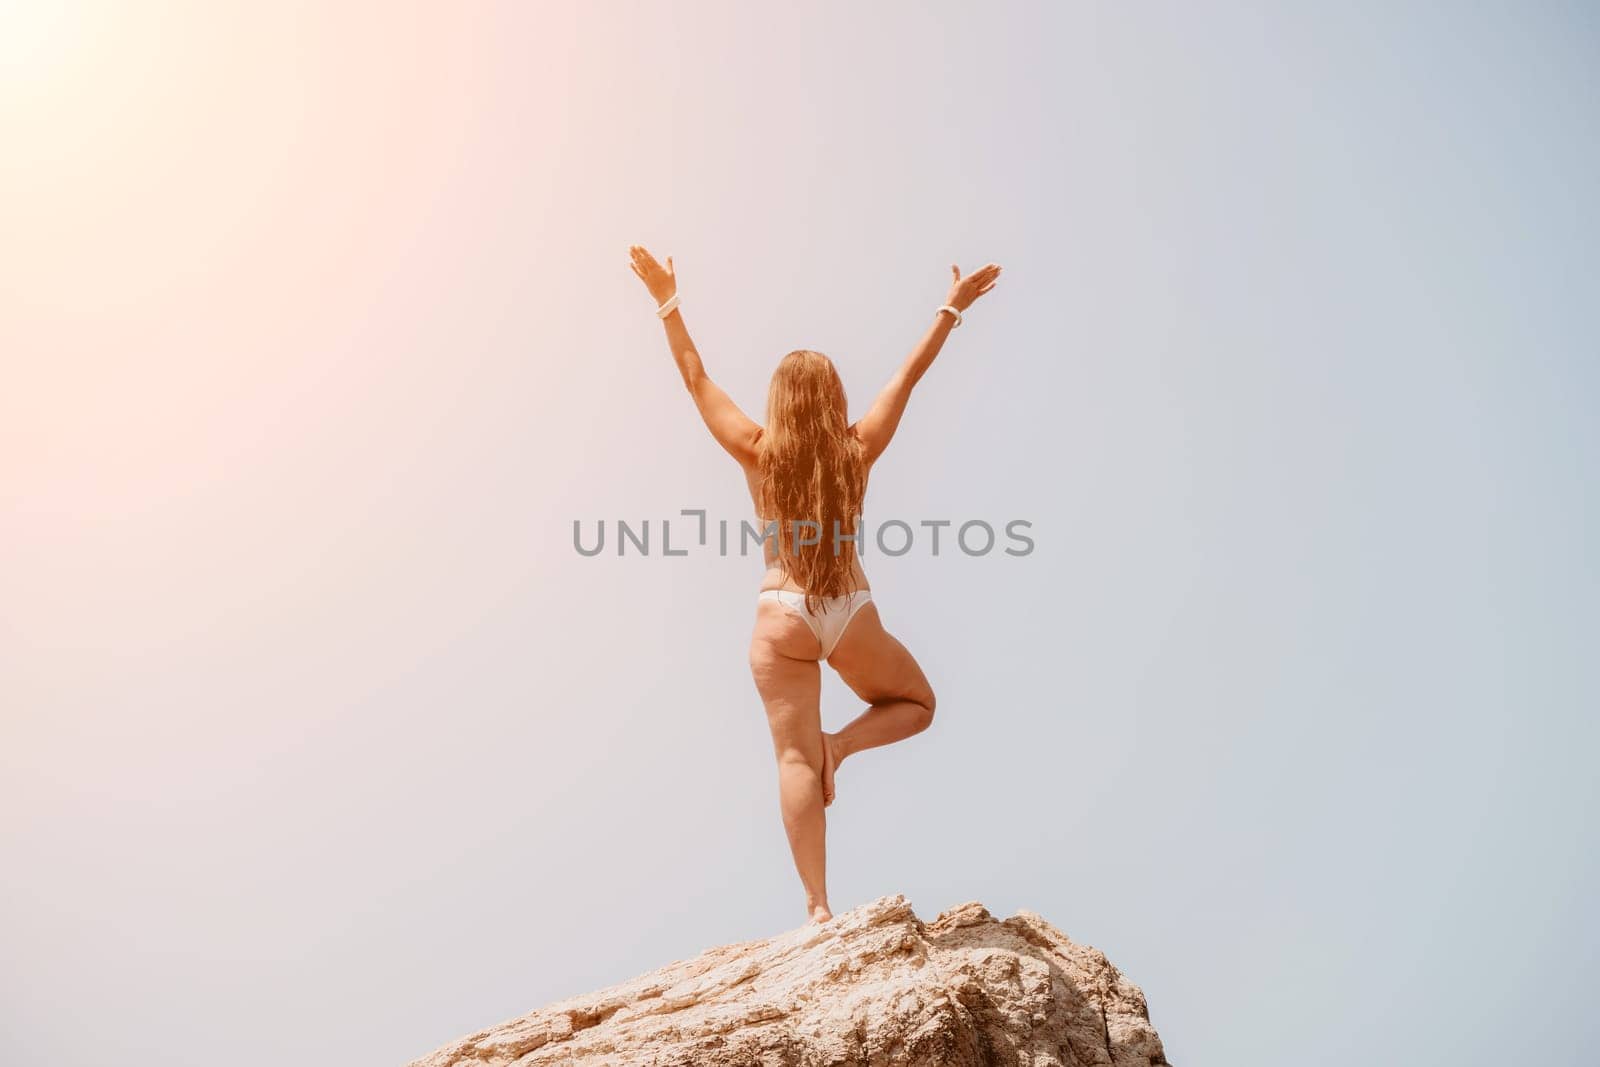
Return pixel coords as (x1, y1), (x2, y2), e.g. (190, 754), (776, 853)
(2, 2), (1596, 1065)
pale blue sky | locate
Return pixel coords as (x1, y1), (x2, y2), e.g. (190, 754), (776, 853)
(2, 3), (1595, 1065)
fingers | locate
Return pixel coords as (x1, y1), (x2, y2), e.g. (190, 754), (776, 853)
(959, 261), (1001, 300)
(953, 261), (1002, 287)
(630, 244), (662, 272)
(630, 244), (677, 291)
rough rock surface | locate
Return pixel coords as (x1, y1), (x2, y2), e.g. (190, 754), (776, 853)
(407, 894), (1170, 1067)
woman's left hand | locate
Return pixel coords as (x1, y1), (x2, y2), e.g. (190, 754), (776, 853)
(629, 244), (678, 306)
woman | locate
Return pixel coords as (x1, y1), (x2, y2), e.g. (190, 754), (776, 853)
(629, 245), (1002, 925)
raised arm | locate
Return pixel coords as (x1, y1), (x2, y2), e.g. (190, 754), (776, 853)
(853, 262), (1002, 466)
(629, 245), (762, 467)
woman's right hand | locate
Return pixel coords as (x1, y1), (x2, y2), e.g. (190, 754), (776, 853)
(944, 262), (1003, 312)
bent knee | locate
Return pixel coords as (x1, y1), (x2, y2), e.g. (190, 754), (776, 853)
(913, 689), (936, 732)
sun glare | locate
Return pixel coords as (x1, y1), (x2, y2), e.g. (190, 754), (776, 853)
(0, 2), (94, 90)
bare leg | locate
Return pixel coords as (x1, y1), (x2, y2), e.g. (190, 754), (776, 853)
(828, 700), (934, 763)
(822, 602), (937, 795)
(750, 599), (832, 923)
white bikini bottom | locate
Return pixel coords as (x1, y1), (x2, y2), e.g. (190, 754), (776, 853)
(758, 588), (873, 659)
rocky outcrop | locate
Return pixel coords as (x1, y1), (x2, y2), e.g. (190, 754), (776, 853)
(407, 894), (1170, 1067)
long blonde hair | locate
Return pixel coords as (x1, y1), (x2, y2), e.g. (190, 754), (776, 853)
(757, 350), (866, 614)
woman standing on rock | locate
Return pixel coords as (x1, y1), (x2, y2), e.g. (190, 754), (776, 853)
(629, 245), (1002, 925)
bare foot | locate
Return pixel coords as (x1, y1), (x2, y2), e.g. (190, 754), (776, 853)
(807, 902), (833, 924)
(820, 731), (839, 807)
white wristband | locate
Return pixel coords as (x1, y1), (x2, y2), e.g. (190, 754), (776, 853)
(656, 293), (681, 319)
(937, 304), (962, 328)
